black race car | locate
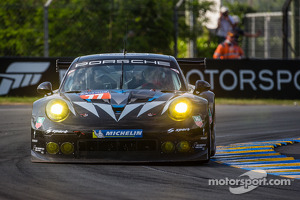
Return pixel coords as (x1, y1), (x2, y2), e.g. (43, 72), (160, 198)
(31, 53), (216, 163)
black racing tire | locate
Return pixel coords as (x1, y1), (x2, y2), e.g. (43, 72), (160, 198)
(203, 114), (211, 163)
(210, 102), (216, 157)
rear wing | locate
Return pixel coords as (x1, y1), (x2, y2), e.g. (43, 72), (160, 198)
(176, 58), (206, 70)
(56, 57), (206, 72)
(56, 59), (74, 72)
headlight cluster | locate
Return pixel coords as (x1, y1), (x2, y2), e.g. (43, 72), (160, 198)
(168, 98), (192, 121)
(46, 99), (69, 122)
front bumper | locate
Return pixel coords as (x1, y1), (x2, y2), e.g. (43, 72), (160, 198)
(31, 128), (209, 163)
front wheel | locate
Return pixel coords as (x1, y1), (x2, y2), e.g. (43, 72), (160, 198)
(203, 115), (211, 163)
(210, 102), (216, 157)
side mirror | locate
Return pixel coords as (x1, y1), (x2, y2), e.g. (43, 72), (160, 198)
(194, 80), (211, 94)
(37, 82), (53, 95)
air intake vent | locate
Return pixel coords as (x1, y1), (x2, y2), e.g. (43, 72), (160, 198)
(112, 104), (125, 113)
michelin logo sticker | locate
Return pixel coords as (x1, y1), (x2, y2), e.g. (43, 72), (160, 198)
(93, 129), (143, 138)
(93, 130), (105, 138)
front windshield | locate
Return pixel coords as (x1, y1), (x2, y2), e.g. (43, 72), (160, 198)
(61, 64), (183, 92)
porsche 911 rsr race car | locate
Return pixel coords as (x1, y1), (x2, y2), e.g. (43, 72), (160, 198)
(31, 53), (216, 163)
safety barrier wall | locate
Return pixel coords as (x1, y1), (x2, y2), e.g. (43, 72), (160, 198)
(0, 57), (299, 99)
(182, 59), (300, 99)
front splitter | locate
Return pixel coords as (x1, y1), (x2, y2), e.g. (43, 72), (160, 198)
(31, 149), (209, 163)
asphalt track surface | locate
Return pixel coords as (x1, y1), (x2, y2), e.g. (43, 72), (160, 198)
(0, 104), (299, 200)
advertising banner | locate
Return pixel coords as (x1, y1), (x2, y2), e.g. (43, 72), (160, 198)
(0, 57), (299, 99)
(0, 58), (58, 96)
(181, 59), (300, 99)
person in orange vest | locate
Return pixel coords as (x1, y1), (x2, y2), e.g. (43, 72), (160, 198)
(213, 31), (244, 59)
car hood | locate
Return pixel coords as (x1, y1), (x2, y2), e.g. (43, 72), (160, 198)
(62, 90), (182, 122)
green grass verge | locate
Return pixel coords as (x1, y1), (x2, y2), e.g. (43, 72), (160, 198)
(216, 98), (300, 106)
(0, 96), (299, 106)
(0, 96), (40, 105)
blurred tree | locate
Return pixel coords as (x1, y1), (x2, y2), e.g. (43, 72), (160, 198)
(116, 0), (174, 54)
(49, 0), (175, 56)
(48, 0), (112, 56)
(223, 1), (256, 25)
(190, 0), (215, 58)
(223, 0), (285, 12)
(0, 0), (44, 56)
(0, 0), (215, 57)
(196, 29), (218, 58)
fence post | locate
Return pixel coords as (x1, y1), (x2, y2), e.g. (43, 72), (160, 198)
(44, 0), (53, 58)
(251, 16), (256, 57)
(264, 16), (270, 58)
(282, 0), (292, 59)
(291, 0), (300, 58)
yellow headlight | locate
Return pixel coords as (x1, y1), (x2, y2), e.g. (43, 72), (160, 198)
(177, 141), (191, 153)
(161, 141), (175, 153)
(46, 142), (59, 154)
(168, 98), (191, 121)
(46, 99), (69, 122)
(61, 142), (74, 155)
(174, 102), (188, 113)
(51, 103), (64, 115)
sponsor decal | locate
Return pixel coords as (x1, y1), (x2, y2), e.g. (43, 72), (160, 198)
(147, 113), (157, 117)
(80, 113), (89, 118)
(93, 130), (105, 138)
(79, 90), (109, 94)
(193, 142), (206, 149)
(80, 92), (111, 100)
(33, 146), (45, 154)
(93, 129), (143, 138)
(46, 129), (69, 134)
(35, 117), (45, 129)
(209, 108), (213, 124)
(192, 115), (204, 128)
(167, 128), (191, 133)
(75, 60), (170, 68)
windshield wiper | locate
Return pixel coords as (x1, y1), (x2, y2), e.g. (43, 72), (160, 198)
(64, 90), (82, 93)
(160, 90), (184, 94)
(160, 90), (176, 93)
(120, 61), (124, 89)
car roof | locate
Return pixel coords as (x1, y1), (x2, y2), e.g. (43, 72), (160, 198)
(76, 53), (176, 63)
